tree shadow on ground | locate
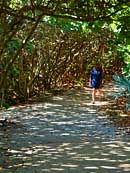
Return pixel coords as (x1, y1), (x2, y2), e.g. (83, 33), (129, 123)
(0, 83), (130, 173)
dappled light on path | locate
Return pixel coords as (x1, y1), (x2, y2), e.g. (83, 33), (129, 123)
(0, 84), (130, 173)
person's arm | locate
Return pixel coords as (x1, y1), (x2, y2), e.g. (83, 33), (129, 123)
(89, 77), (91, 87)
(89, 71), (92, 87)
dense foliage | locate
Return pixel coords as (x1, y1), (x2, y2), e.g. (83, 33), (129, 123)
(0, 0), (130, 107)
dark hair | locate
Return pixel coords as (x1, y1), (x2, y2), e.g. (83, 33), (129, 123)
(95, 64), (102, 71)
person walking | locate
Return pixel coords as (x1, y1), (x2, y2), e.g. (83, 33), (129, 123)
(89, 65), (103, 104)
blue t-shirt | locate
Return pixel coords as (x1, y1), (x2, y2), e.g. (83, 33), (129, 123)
(90, 69), (102, 88)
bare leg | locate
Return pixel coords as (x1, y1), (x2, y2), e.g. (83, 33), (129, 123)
(98, 88), (102, 101)
(92, 88), (96, 103)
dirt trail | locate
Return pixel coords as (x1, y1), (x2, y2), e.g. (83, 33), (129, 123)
(0, 83), (130, 173)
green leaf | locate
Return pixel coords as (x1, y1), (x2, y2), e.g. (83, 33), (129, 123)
(25, 42), (34, 53)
